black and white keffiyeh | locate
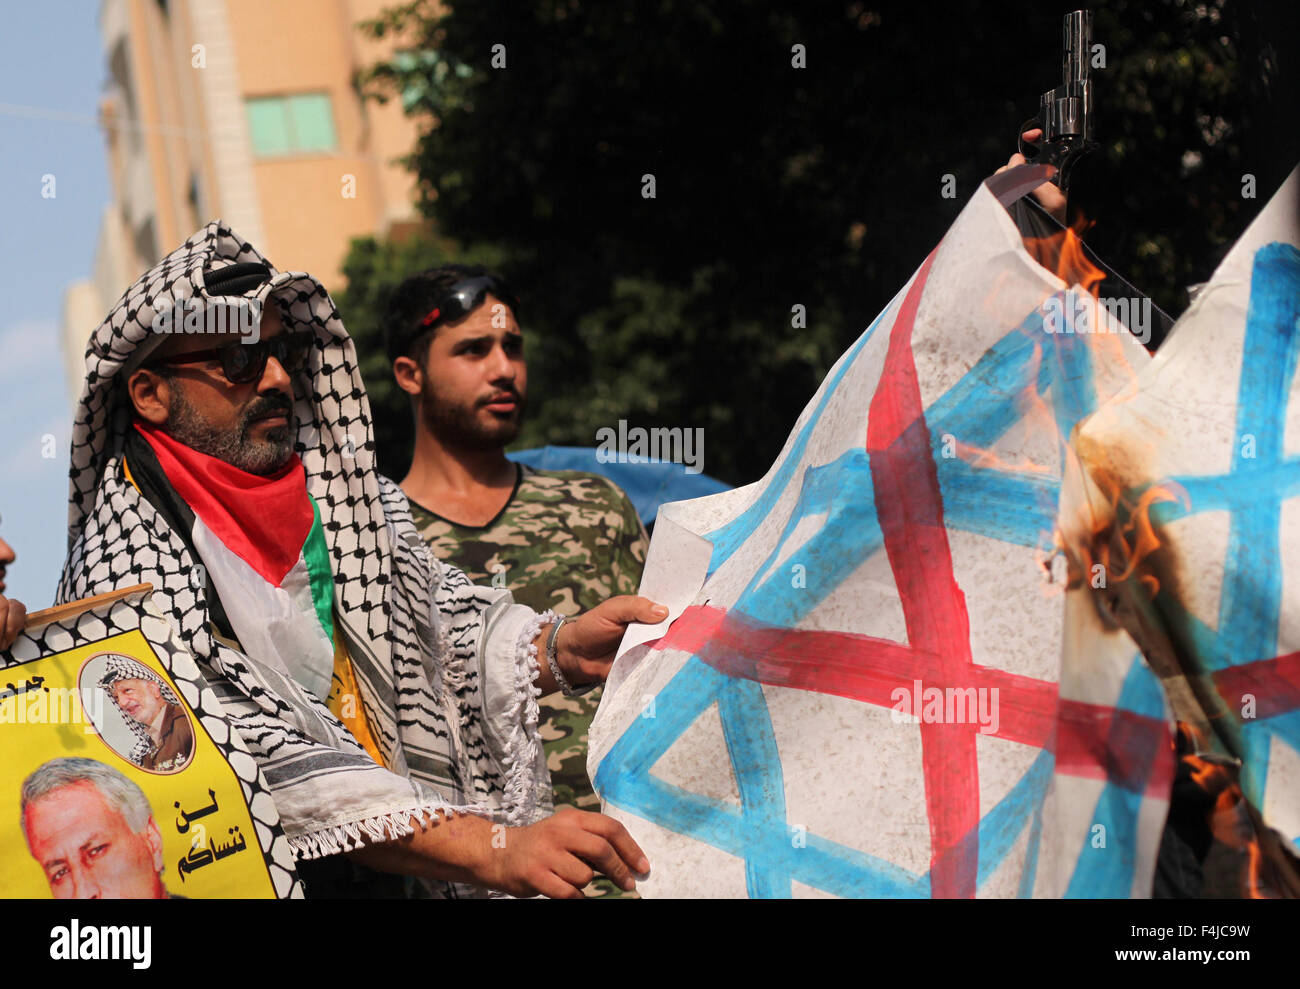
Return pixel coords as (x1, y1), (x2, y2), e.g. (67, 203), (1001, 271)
(58, 221), (552, 888)
(98, 653), (184, 765)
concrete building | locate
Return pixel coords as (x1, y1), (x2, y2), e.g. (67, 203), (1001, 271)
(61, 0), (425, 399)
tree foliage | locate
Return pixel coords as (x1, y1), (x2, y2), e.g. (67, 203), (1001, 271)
(338, 0), (1298, 484)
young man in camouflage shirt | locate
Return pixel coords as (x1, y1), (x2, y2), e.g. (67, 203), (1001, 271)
(386, 265), (648, 897)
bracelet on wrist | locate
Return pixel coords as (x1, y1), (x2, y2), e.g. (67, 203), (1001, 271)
(545, 615), (597, 697)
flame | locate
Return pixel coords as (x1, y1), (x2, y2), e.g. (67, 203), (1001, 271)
(1064, 468), (1189, 599)
(1176, 723), (1272, 898)
(1105, 481), (1190, 588)
(959, 217), (1113, 488)
(1022, 212), (1149, 381)
(1013, 214), (1287, 897)
(1069, 472), (1283, 896)
(962, 217), (1165, 606)
(959, 218), (1126, 597)
(1058, 227), (1106, 298)
(1021, 221), (1107, 299)
(951, 438), (1054, 476)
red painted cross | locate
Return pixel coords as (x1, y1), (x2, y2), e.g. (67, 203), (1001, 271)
(650, 253), (1173, 897)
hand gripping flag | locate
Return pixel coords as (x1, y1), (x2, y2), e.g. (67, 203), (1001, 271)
(589, 171), (1171, 898)
(1059, 166), (1300, 897)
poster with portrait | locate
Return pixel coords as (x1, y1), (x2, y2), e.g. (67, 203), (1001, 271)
(0, 585), (301, 899)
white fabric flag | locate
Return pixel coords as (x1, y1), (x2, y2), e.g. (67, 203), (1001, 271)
(590, 175), (1165, 898)
(1059, 166), (1300, 896)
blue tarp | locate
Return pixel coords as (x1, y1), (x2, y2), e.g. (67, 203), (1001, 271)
(506, 445), (731, 525)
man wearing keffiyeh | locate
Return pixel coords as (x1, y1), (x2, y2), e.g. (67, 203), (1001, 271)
(98, 655), (195, 773)
(58, 221), (662, 898)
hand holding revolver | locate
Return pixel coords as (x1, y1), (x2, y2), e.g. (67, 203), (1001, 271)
(996, 128), (1069, 226)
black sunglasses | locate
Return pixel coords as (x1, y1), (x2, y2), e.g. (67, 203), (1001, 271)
(418, 276), (519, 332)
(148, 331), (315, 384)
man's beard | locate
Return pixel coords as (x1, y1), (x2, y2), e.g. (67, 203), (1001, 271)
(421, 380), (525, 451)
(166, 388), (296, 475)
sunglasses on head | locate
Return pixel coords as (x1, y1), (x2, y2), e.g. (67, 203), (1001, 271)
(148, 331), (315, 384)
(418, 275), (519, 331)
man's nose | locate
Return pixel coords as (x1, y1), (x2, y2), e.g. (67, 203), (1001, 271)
(487, 344), (516, 383)
(257, 353), (295, 399)
(69, 868), (101, 900)
(0, 537), (14, 565)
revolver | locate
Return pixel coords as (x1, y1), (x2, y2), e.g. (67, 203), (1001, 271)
(1018, 9), (1097, 193)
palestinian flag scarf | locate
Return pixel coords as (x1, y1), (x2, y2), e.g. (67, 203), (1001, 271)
(127, 422), (336, 701)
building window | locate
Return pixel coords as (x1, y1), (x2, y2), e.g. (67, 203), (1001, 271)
(245, 93), (338, 157)
(187, 171), (201, 229)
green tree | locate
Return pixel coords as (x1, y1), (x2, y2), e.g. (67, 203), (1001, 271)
(340, 0), (1296, 485)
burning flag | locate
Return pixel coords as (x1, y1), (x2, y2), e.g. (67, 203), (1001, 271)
(589, 168), (1167, 897)
(1060, 166), (1300, 897)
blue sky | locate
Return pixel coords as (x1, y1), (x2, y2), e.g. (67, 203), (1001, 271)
(0, 2), (109, 607)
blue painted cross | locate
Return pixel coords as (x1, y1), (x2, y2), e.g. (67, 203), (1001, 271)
(1143, 242), (1300, 813)
(596, 286), (1165, 896)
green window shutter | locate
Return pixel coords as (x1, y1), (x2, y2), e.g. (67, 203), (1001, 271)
(246, 97), (292, 157)
(246, 93), (337, 157)
(287, 93), (337, 153)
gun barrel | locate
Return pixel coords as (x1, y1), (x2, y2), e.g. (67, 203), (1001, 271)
(1062, 9), (1092, 84)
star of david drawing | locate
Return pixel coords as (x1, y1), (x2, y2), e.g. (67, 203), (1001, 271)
(596, 250), (1178, 897)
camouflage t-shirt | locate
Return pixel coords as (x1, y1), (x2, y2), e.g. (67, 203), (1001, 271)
(409, 464), (648, 897)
